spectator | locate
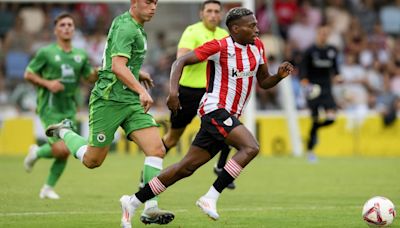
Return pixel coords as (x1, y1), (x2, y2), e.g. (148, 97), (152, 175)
(274, 0), (298, 39)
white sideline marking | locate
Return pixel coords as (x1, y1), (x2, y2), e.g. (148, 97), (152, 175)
(0, 206), (359, 217)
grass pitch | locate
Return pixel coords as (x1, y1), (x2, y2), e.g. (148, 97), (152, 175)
(0, 153), (399, 227)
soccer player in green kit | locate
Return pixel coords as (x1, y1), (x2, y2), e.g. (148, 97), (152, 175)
(45, 0), (174, 226)
(23, 12), (98, 199)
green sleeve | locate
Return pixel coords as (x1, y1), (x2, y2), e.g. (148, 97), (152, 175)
(26, 48), (47, 75)
(177, 26), (196, 50)
(81, 52), (93, 79)
(110, 26), (136, 59)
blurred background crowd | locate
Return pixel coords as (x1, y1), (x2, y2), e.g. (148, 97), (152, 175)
(0, 0), (399, 126)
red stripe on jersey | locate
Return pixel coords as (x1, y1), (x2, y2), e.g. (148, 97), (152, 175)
(211, 118), (228, 137)
(255, 38), (268, 63)
(231, 78), (242, 115)
(247, 45), (257, 71)
(235, 46), (243, 71)
(218, 39), (229, 109)
(239, 76), (254, 117)
(199, 97), (207, 116)
(230, 46), (244, 114)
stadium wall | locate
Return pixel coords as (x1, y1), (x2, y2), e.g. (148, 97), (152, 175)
(0, 114), (399, 156)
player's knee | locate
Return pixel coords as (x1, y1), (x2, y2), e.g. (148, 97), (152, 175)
(176, 164), (196, 178)
(51, 144), (70, 160)
(163, 136), (179, 148)
(244, 144), (260, 158)
(83, 158), (103, 169)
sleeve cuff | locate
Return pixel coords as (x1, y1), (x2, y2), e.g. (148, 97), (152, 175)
(111, 53), (131, 59)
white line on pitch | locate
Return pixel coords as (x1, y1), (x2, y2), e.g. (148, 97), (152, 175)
(0, 205), (360, 217)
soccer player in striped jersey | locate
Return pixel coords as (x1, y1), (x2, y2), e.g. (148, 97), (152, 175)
(118, 7), (293, 222)
(139, 0), (236, 190)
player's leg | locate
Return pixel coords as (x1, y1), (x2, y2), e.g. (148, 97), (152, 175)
(162, 86), (204, 151)
(138, 86), (200, 188)
(306, 99), (320, 162)
(123, 108), (175, 225)
(24, 118), (57, 172)
(23, 143), (51, 173)
(162, 127), (185, 152)
(121, 126), (215, 226)
(46, 98), (123, 168)
(120, 143), (213, 225)
(213, 145), (236, 190)
(197, 124), (259, 220)
(38, 141), (69, 200)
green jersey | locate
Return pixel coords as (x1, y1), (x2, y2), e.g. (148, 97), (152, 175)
(26, 43), (93, 118)
(92, 11), (147, 104)
(178, 22), (228, 88)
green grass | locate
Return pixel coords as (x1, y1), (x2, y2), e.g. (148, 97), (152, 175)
(0, 154), (399, 227)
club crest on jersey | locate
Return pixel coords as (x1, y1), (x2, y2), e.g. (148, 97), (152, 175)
(97, 133), (106, 143)
(74, 55), (82, 63)
(231, 68), (255, 78)
(55, 55), (61, 62)
(223, 117), (233, 126)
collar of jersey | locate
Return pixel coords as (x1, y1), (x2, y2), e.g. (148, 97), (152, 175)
(127, 11), (144, 29)
(55, 43), (72, 53)
(230, 36), (247, 49)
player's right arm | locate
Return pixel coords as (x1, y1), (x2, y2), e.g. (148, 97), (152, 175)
(111, 56), (153, 113)
(24, 48), (64, 93)
(167, 39), (220, 114)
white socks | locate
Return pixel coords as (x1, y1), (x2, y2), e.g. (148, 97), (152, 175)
(204, 186), (220, 201)
(76, 145), (87, 162)
(59, 128), (69, 139)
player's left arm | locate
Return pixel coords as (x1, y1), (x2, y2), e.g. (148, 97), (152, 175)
(138, 70), (154, 90)
(255, 40), (293, 89)
(256, 62), (293, 89)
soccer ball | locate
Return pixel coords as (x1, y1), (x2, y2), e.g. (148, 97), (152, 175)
(362, 196), (396, 227)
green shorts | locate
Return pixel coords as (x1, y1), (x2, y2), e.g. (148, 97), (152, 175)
(88, 97), (158, 147)
(40, 114), (77, 145)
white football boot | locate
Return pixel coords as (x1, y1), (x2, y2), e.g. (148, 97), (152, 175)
(24, 144), (39, 173)
(39, 185), (60, 199)
(196, 196), (219, 220)
(120, 195), (137, 228)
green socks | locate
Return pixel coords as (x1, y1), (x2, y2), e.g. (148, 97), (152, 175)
(143, 157), (163, 204)
(46, 159), (67, 187)
(36, 143), (53, 159)
(62, 130), (87, 158)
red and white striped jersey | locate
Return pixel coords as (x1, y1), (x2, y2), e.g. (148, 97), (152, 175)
(194, 36), (267, 117)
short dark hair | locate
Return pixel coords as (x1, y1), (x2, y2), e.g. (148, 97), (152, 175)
(54, 12), (74, 26)
(225, 7), (253, 28)
(201, 0), (221, 11)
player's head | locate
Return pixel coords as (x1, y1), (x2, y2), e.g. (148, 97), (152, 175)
(316, 25), (330, 46)
(54, 12), (75, 42)
(130, 0), (158, 24)
(200, 0), (223, 31)
(225, 7), (258, 45)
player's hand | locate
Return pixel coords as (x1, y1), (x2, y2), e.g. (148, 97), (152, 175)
(139, 90), (153, 113)
(139, 71), (154, 90)
(166, 93), (181, 116)
(277, 61), (294, 79)
(46, 80), (65, 93)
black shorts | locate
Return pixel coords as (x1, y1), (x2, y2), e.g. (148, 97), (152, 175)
(170, 86), (206, 129)
(307, 94), (337, 117)
(192, 109), (242, 157)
